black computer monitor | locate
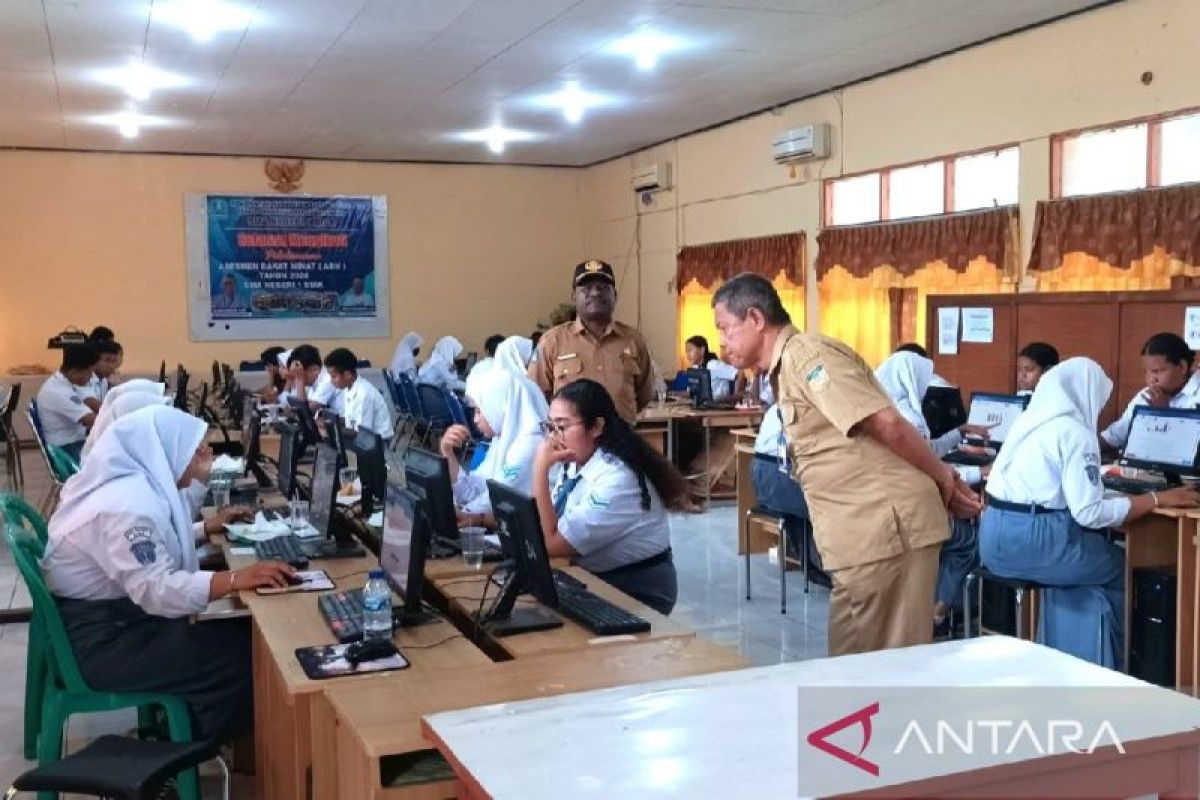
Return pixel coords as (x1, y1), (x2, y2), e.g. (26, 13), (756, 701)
(381, 478), (435, 625)
(403, 448), (459, 547)
(286, 396), (322, 449)
(240, 393), (258, 456)
(1120, 406), (1200, 484)
(481, 481), (563, 636)
(308, 443), (339, 537)
(173, 367), (190, 412)
(349, 426), (386, 519)
(158, 360), (168, 385)
(965, 392), (1030, 446)
(211, 360), (221, 390)
(922, 385), (966, 439)
(276, 422), (301, 499)
(323, 412), (348, 470)
(686, 367), (712, 409)
(196, 382), (210, 419)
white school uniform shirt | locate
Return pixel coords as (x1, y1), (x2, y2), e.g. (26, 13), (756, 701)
(78, 374), (109, 403)
(754, 405), (785, 457)
(988, 358), (1131, 529)
(706, 359), (739, 400)
(555, 448), (672, 573)
(1101, 371), (1200, 449)
(342, 377), (393, 439)
(37, 372), (92, 447)
(279, 368), (343, 412)
(43, 406), (213, 618)
(418, 336), (466, 393)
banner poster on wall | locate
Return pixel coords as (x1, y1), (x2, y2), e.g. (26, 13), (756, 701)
(185, 193), (389, 342)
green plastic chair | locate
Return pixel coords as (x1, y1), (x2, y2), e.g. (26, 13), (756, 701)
(46, 446), (79, 481)
(3, 522), (202, 800)
(0, 492), (48, 760)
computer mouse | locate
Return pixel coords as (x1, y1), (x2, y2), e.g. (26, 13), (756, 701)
(284, 573), (306, 587)
(344, 638), (397, 665)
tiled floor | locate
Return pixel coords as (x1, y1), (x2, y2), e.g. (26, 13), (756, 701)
(0, 447), (831, 795)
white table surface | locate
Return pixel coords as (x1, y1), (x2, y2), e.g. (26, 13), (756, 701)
(424, 637), (1200, 799)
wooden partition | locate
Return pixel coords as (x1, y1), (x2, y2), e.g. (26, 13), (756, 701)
(925, 289), (1200, 430)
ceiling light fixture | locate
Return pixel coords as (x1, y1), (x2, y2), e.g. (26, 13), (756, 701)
(452, 124), (541, 155)
(86, 110), (172, 139)
(531, 81), (615, 124)
(608, 30), (685, 72)
(91, 61), (189, 101)
(154, 0), (254, 44)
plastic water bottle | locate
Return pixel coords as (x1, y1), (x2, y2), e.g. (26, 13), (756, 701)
(361, 570), (392, 640)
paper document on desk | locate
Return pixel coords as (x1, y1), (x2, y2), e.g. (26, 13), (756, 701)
(224, 511), (291, 542)
(212, 455), (245, 474)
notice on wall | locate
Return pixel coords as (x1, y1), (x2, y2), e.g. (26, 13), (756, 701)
(185, 193), (390, 342)
(938, 307), (960, 355)
(961, 307), (994, 344)
(1185, 307), (1200, 350)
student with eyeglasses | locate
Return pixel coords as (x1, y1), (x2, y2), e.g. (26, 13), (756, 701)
(530, 379), (690, 615)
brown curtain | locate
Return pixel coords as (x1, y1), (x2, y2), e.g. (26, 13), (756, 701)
(815, 207), (1017, 279)
(676, 231), (805, 289)
(1028, 183), (1200, 272)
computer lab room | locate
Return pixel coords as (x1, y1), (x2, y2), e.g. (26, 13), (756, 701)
(3, 0), (1200, 797)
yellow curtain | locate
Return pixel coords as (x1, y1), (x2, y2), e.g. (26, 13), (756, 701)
(1034, 246), (1200, 292)
(676, 270), (805, 369)
(818, 258), (1010, 367)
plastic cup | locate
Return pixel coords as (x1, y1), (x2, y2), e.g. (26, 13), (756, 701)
(460, 526), (486, 569)
(340, 467), (359, 496)
(289, 499), (310, 533)
(211, 481), (232, 509)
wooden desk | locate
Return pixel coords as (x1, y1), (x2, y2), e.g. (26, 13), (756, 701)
(223, 545), (490, 800)
(324, 637), (746, 799)
(424, 637), (1200, 800)
(1120, 507), (1200, 692)
(684, 407), (762, 505)
(428, 565), (695, 660)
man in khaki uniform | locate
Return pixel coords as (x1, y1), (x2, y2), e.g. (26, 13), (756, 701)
(713, 273), (981, 655)
(529, 260), (653, 422)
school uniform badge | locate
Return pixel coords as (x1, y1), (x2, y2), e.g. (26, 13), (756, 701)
(805, 362), (830, 392)
(1085, 465), (1101, 486)
(124, 526), (157, 565)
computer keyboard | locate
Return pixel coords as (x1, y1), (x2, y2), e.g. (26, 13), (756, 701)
(552, 569), (587, 593)
(318, 589), (366, 643)
(254, 535), (311, 568)
(1101, 475), (1167, 496)
(943, 450), (994, 467)
(555, 588), (651, 636)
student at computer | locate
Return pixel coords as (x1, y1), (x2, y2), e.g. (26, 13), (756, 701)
(255, 345), (287, 402)
(443, 368), (548, 526)
(41, 405), (293, 743)
(1102, 333), (1200, 450)
(530, 379), (689, 615)
(1016, 341), (1060, 395)
(324, 347), (393, 440)
(87, 325), (115, 344)
(981, 358), (1199, 667)
(418, 335), (467, 393)
(389, 331), (423, 381)
(36, 343), (100, 462)
(684, 334), (742, 400)
(82, 384), (170, 461)
(78, 340), (122, 412)
(465, 334), (505, 387)
(280, 344), (342, 412)
(493, 336), (535, 382)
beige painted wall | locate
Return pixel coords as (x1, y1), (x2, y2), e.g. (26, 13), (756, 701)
(579, 0), (1200, 367)
(0, 151), (584, 374)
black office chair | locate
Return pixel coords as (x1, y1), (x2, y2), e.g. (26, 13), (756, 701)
(3, 735), (228, 800)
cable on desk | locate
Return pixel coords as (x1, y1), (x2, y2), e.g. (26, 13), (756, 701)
(329, 568), (371, 581)
(403, 633), (465, 650)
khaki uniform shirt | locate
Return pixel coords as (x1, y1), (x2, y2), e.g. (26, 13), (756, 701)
(769, 325), (949, 571)
(530, 319), (653, 422)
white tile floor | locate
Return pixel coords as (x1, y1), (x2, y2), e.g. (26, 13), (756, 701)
(0, 497), (831, 796)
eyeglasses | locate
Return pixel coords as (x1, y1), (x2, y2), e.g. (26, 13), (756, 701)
(539, 419), (583, 437)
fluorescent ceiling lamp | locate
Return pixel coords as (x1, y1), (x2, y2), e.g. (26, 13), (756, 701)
(451, 124), (541, 155)
(607, 30), (685, 71)
(86, 110), (173, 139)
(530, 81), (616, 124)
(90, 61), (190, 101)
(154, 0), (254, 43)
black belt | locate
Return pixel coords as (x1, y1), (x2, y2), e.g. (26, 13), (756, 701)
(753, 452), (783, 465)
(985, 494), (1061, 515)
(597, 547), (673, 578)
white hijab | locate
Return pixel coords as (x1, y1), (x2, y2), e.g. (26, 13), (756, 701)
(874, 351), (934, 435)
(82, 389), (171, 460)
(989, 357), (1112, 482)
(467, 367), (548, 488)
(389, 332), (423, 378)
(104, 379), (166, 404)
(419, 336), (463, 380)
(49, 405), (207, 573)
(494, 336), (534, 381)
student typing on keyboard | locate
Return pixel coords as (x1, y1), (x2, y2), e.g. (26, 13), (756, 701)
(530, 379), (691, 616)
(1101, 332), (1200, 453)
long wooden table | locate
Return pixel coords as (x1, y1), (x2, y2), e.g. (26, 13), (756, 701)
(636, 403), (764, 505)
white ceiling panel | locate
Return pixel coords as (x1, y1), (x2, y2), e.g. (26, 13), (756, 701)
(0, 0), (1108, 165)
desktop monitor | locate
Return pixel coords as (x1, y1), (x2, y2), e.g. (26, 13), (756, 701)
(173, 368), (190, 412)
(324, 412), (348, 470)
(157, 360), (167, 385)
(482, 481), (563, 636)
(349, 426), (386, 519)
(308, 443), (339, 537)
(381, 478), (432, 621)
(965, 392), (1030, 446)
(196, 382), (210, 419)
(686, 367), (713, 409)
(1121, 406), (1200, 483)
(403, 448), (459, 545)
(276, 422), (301, 499)
(922, 385), (966, 439)
(240, 393), (259, 457)
(286, 396), (322, 449)
(211, 360), (221, 390)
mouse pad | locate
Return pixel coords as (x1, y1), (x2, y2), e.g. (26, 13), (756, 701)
(255, 569), (334, 595)
(295, 642), (410, 680)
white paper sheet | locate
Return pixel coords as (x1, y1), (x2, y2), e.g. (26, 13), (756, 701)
(961, 307), (994, 344)
(938, 307), (960, 355)
(1185, 307), (1200, 350)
